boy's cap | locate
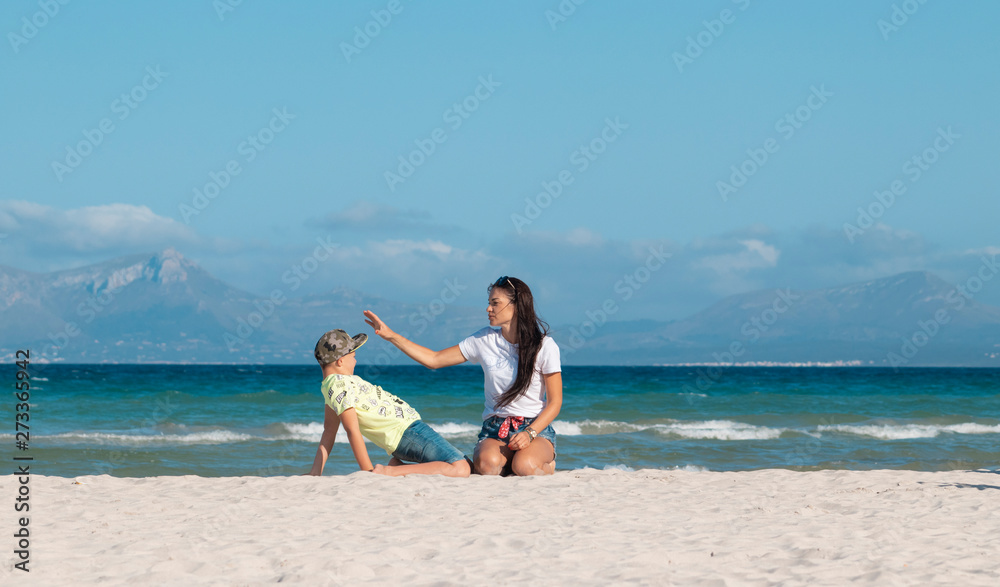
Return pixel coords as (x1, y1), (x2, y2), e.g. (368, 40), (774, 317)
(315, 329), (367, 364)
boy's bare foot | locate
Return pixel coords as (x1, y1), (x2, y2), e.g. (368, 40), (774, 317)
(372, 464), (391, 476)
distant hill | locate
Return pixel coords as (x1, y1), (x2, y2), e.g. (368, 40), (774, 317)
(3, 251), (998, 366)
(556, 271), (1000, 366)
(0, 249), (483, 364)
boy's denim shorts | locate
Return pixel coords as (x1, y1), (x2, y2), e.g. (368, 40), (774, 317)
(392, 420), (467, 464)
(477, 415), (557, 454)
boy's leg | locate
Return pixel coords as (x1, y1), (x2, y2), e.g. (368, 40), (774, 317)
(375, 420), (470, 477)
(372, 459), (470, 478)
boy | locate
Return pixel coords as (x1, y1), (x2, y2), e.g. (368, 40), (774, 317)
(306, 328), (471, 477)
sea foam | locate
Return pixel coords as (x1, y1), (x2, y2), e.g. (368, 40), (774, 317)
(655, 420), (785, 441)
(818, 422), (1000, 440)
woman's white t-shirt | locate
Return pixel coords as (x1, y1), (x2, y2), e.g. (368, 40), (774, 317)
(458, 327), (561, 420)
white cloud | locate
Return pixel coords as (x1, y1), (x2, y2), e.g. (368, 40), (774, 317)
(565, 227), (604, 247)
(220, 236), (500, 304)
(740, 239), (780, 266)
(0, 200), (199, 253)
(963, 246), (1000, 257)
(338, 201), (383, 223)
(695, 238), (781, 275)
(370, 239), (454, 257)
(313, 200), (458, 236)
(6, 203), (997, 323)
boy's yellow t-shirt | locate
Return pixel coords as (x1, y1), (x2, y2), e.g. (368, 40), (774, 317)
(321, 374), (420, 454)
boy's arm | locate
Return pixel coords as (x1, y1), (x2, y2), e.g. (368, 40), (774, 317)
(339, 407), (375, 472)
(307, 405), (341, 476)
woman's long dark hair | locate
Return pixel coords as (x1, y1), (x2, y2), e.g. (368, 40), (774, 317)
(490, 277), (549, 409)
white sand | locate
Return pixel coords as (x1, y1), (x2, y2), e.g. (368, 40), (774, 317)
(3, 469), (999, 586)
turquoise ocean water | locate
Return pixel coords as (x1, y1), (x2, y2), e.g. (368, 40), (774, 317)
(6, 364), (1000, 477)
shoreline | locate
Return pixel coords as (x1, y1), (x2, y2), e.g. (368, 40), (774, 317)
(3, 468), (998, 585)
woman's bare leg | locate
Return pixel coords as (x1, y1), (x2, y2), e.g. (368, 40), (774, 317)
(510, 438), (555, 476)
(473, 438), (514, 475)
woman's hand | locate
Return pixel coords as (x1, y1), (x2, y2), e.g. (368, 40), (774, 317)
(362, 311), (466, 369)
(507, 430), (532, 451)
(364, 310), (396, 341)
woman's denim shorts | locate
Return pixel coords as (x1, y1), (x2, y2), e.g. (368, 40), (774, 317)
(477, 415), (556, 454)
(392, 420), (467, 464)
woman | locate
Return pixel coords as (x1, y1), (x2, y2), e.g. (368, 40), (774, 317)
(363, 276), (562, 476)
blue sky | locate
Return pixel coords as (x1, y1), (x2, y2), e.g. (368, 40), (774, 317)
(2, 1), (998, 325)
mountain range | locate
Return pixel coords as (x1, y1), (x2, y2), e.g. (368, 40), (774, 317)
(2, 249), (998, 366)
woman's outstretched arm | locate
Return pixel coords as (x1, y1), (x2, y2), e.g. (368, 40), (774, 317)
(363, 310), (467, 370)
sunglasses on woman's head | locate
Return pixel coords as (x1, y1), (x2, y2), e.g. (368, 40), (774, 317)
(494, 276), (516, 297)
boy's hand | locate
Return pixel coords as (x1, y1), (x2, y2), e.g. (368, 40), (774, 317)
(364, 310), (395, 340)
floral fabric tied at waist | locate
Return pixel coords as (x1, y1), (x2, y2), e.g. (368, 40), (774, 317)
(497, 416), (525, 439)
